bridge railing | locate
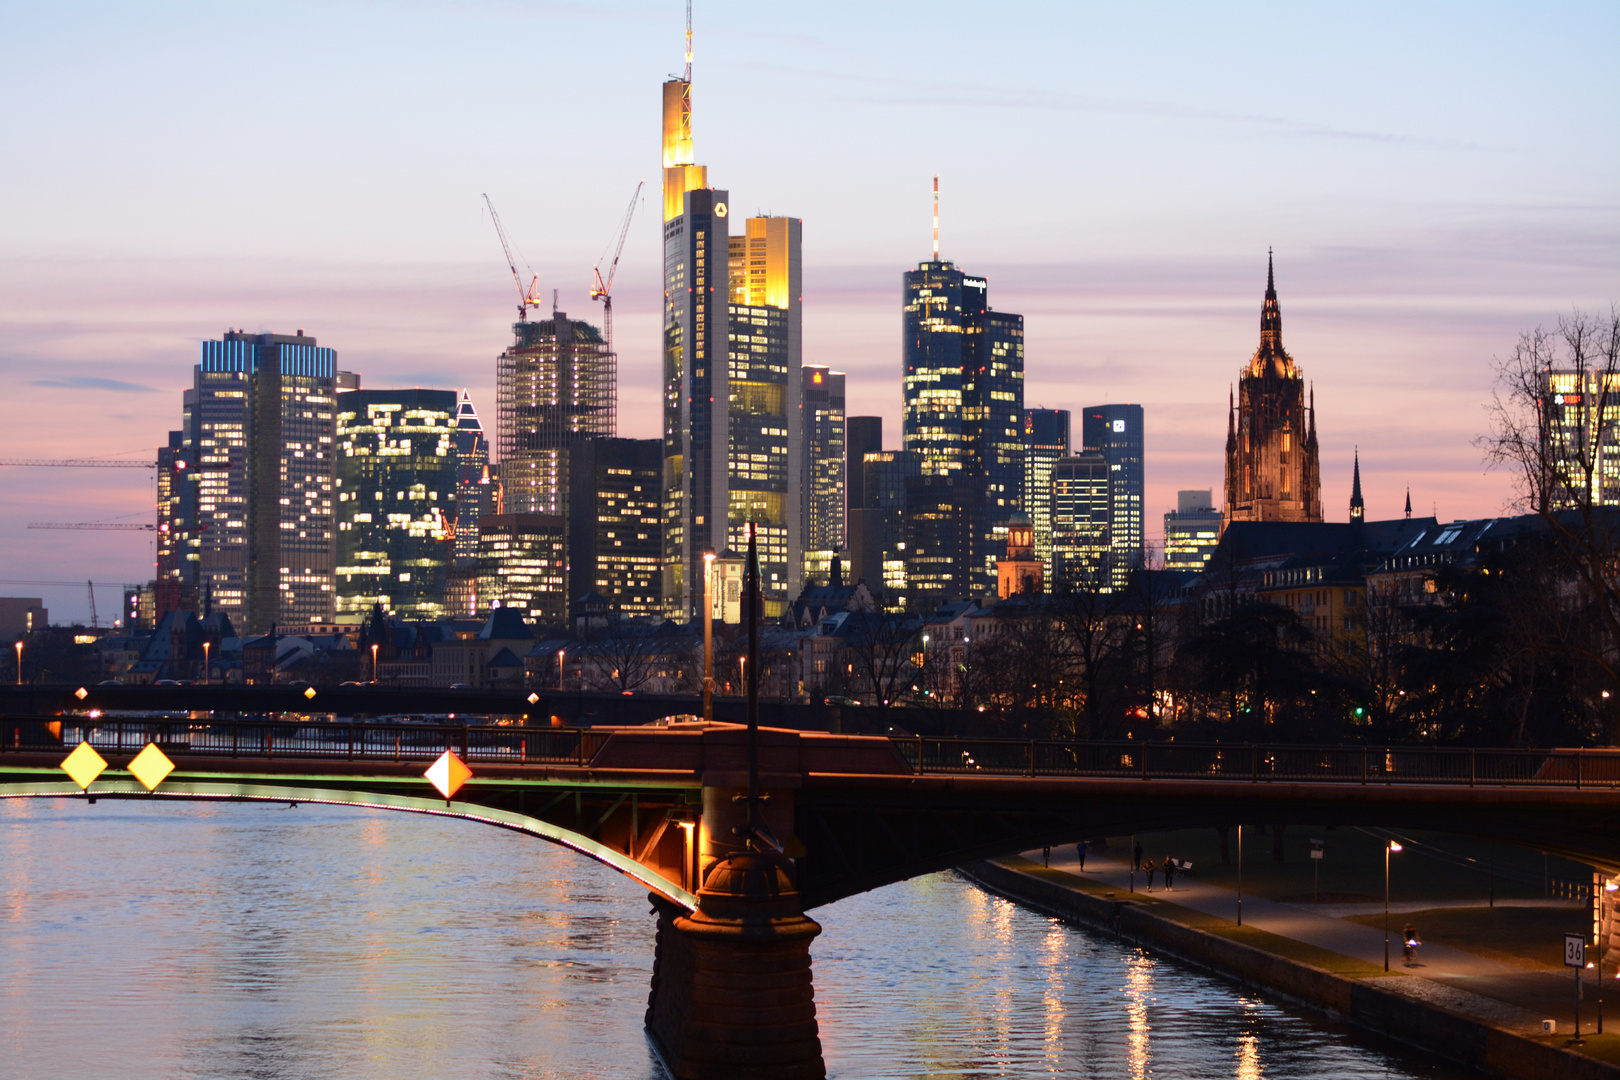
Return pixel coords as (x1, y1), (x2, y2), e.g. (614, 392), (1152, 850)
(894, 736), (1620, 788)
(0, 717), (610, 767)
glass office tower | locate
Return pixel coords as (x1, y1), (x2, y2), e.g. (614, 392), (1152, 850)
(1081, 403), (1145, 590)
(1051, 452), (1112, 587)
(1023, 407), (1070, 582)
(801, 365), (845, 558)
(334, 388), (457, 621)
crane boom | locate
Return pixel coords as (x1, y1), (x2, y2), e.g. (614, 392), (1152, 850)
(27, 522), (156, 531)
(590, 180), (644, 355)
(481, 193), (543, 322)
(1, 459), (153, 468)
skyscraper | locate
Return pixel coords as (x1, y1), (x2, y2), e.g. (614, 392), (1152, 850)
(176, 330), (342, 633)
(1163, 489), (1222, 573)
(901, 208), (1024, 601)
(334, 388), (457, 621)
(1050, 452), (1111, 587)
(725, 215), (804, 615)
(567, 437), (662, 617)
(1224, 253), (1322, 526)
(496, 312), (614, 517)
(845, 416), (883, 511)
(801, 365), (845, 558)
(1023, 408), (1070, 582)
(477, 514), (567, 625)
(1081, 403), (1145, 590)
(452, 390), (492, 568)
(661, 52), (728, 618)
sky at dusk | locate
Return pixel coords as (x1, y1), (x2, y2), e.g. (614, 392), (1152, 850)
(2, 1), (1617, 624)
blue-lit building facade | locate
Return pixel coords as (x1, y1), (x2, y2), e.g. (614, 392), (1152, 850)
(334, 388), (457, 622)
(901, 259), (1024, 603)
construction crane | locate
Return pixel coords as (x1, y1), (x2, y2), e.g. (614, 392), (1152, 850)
(87, 580), (97, 629)
(590, 180), (644, 356)
(481, 193), (544, 322)
(0, 458), (153, 468)
(28, 522), (156, 531)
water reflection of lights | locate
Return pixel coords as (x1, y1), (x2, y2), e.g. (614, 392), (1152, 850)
(1236, 1031), (1262, 1079)
(1125, 952), (1153, 1080)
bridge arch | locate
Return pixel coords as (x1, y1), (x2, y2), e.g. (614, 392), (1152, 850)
(0, 779), (698, 910)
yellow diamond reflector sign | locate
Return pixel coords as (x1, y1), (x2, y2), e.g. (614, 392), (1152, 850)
(61, 742), (108, 790)
(303, 686), (317, 700)
(527, 692), (539, 705)
(425, 750), (472, 800)
(74, 687), (88, 700)
(128, 743), (176, 791)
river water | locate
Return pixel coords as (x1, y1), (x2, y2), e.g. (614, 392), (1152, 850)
(0, 799), (1459, 1079)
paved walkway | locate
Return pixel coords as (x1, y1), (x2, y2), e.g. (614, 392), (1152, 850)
(1020, 846), (1600, 1036)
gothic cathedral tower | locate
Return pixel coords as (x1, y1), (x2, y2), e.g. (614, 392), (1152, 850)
(1224, 254), (1322, 527)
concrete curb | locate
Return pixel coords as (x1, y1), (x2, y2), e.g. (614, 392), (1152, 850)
(960, 859), (1618, 1080)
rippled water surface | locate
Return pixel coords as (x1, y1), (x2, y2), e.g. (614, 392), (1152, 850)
(1, 799), (1458, 1078)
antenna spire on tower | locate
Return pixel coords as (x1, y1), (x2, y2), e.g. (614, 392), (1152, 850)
(684, 0), (693, 82)
(932, 175), (940, 260)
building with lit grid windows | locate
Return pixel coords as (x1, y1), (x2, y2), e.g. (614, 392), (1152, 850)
(1022, 408), (1070, 582)
(801, 365), (845, 562)
(1051, 452), (1112, 588)
(496, 313), (614, 519)
(334, 388), (457, 621)
(1164, 489), (1223, 572)
(1081, 403), (1145, 591)
(567, 438), (662, 616)
(173, 330), (343, 633)
(901, 258), (1024, 601)
(476, 514), (567, 625)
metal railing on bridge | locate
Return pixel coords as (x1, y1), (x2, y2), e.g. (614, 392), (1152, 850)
(0, 717), (611, 768)
(891, 736), (1620, 788)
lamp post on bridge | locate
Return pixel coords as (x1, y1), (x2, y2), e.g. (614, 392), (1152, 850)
(702, 549), (715, 724)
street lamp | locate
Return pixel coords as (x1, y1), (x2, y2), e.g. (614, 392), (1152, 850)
(13, 641), (21, 686)
(702, 549), (716, 723)
(1384, 839), (1404, 971)
(202, 641), (211, 686)
(558, 648), (566, 691)
(371, 643), (379, 682)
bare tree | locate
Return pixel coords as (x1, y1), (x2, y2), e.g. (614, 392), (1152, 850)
(844, 611), (920, 710)
(1480, 307), (1620, 730)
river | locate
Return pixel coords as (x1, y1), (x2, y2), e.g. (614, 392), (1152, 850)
(0, 798), (1461, 1078)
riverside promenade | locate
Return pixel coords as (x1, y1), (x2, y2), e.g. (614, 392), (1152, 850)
(971, 846), (1620, 1077)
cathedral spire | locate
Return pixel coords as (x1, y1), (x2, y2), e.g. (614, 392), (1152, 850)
(1405, 485), (1412, 519)
(1350, 447), (1364, 521)
(1254, 250), (1289, 375)
(1266, 246), (1275, 298)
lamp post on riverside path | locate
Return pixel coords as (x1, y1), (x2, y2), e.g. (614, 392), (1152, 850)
(1237, 825), (1243, 926)
(13, 641), (21, 686)
(1384, 839), (1404, 971)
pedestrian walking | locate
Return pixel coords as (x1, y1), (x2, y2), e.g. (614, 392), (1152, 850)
(1163, 857), (1176, 891)
(1133, 839), (1143, 871)
(1144, 858), (1157, 892)
(1077, 840), (1088, 872)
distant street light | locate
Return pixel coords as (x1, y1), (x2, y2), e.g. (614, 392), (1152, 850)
(202, 641), (211, 686)
(371, 643), (379, 682)
(13, 641), (21, 686)
(1384, 839), (1404, 971)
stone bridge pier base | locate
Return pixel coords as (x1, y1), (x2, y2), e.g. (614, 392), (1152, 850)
(645, 792), (825, 1078)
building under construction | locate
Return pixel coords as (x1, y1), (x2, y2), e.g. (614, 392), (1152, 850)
(496, 313), (615, 524)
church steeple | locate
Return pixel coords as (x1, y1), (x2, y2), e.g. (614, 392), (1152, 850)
(1253, 248), (1291, 376)
(1404, 485), (1412, 519)
(1350, 448), (1365, 521)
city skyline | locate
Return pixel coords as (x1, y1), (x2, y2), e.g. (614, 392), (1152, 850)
(3, 1), (1617, 621)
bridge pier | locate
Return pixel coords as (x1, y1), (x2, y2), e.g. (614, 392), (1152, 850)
(645, 785), (825, 1080)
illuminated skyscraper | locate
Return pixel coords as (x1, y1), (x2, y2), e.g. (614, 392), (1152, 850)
(1081, 403), (1145, 590)
(567, 438), (662, 617)
(334, 388), (457, 621)
(452, 390), (492, 568)
(725, 215), (804, 614)
(496, 312), (614, 517)
(177, 330), (343, 633)
(901, 222), (1024, 599)
(1051, 452), (1111, 587)
(477, 514), (567, 625)
(1022, 408), (1070, 581)
(801, 364), (845, 558)
(1163, 489), (1222, 573)
(1224, 253), (1322, 526)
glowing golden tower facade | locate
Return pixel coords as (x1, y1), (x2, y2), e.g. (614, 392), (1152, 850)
(1224, 254), (1322, 527)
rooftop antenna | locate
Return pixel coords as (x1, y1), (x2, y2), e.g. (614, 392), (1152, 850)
(684, 0), (693, 82)
(932, 175), (940, 260)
